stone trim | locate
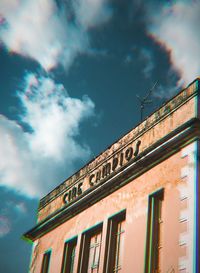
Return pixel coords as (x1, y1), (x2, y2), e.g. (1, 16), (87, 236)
(23, 118), (200, 242)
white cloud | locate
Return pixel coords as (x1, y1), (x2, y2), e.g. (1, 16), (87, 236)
(14, 202), (27, 214)
(0, 73), (95, 197)
(73, 0), (112, 29)
(147, 0), (200, 85)
(139, 48), (154, 79)
(0, 216), (11, 237)
(3, 200), (27, 215)
(152, 82), (178, 99)
(0, 0), (87, 70)
(0, 200), (27, 237)
(0, 0), (106, 199)
(0, 0), (112, 70)
(1, 200), (27, 217)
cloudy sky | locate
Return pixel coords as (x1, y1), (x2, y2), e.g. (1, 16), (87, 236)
(0, 0), (199, 272)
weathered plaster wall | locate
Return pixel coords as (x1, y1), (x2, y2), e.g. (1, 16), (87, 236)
(38, 95), (196, 223)
(30, 142), (196, 273)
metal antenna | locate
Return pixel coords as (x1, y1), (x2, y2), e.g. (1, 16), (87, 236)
(136, 81), (158, 121)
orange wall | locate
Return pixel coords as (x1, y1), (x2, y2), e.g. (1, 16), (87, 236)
(30, 142), (196, 273)
(38, 96), (196, 223)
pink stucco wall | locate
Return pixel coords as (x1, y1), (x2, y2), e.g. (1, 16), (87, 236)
(30, 142), (196, 273)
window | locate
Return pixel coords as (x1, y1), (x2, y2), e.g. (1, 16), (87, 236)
(78, 224), (103, 273)
(103, 210), (126, 273)
(41, 251), (51, 273)
(61, 237), (77, 273)
(145, 189), (164, 273)
(87, 230), (102, 272)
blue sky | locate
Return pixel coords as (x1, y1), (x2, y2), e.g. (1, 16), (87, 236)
(0, 0), (200, 272)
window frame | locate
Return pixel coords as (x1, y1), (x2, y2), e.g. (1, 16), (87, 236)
(40, 250), (51, 273)
(78, 223), (103, 273)
(61, 236), (77, 273)
(103, 210), (126, 273)
(144, 188), (164, 273)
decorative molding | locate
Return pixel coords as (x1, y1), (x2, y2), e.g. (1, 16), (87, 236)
(39, 79), (200, 210)
(23, 118), (200, 242)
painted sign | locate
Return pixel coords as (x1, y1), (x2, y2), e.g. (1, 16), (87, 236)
(63, 140), (141, 204)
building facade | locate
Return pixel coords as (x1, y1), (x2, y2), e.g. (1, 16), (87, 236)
(24, 78), (200, 273)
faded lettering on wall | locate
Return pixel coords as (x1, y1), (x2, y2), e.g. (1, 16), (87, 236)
(63, 140), (141, 204)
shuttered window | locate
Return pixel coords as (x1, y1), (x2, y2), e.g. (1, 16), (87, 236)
(103, 210), (126, 273)
(78, 224), (103, 273)
(145, 189), (164, 273)
(41, 251), (51, 273)
(61, 237), (77, 273)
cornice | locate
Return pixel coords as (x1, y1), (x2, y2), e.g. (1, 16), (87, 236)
(39, 78), (200, 210)
(23, 118), (200, 242)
